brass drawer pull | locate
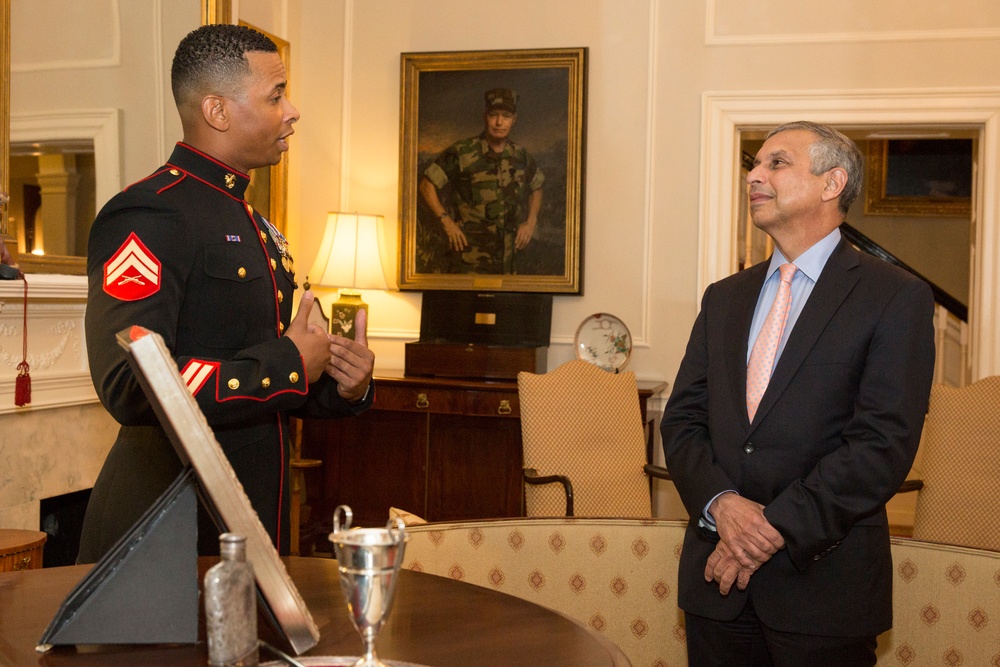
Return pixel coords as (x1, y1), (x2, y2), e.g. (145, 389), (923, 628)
(497, 399), (512, 415)
(13, 556), (32, 571)
(415, 393), (430, 409)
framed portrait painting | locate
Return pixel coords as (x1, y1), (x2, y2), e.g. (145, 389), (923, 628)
(864, 138), (973, 217)
(399, 48), (587, 293)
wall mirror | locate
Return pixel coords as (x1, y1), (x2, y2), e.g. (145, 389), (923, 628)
(0, 1), (283, 275)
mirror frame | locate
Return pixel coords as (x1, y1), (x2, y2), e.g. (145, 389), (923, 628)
(1, 0), (11, 257)
(201, 0), (231, 26)
(204, 3), (289, 235)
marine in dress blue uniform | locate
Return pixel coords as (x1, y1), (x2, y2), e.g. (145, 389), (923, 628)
(78, 143), (373, 561)
(78, 24), (375, 563)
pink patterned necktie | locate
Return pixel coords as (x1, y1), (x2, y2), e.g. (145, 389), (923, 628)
(746, 263), (797, 421)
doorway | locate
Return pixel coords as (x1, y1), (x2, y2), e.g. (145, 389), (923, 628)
(738, 128), (974, 387)
(699, 89), (1000, 383)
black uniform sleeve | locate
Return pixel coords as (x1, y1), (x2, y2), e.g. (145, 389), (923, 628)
(86, 187), (315, 427)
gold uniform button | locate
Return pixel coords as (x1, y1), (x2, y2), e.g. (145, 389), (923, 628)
(278, 290), (284, 303)
(228, 378), (240, 390)
(245, 203), (254, 215)
(261, 377), (271, 388)
(238, 267), (247, 278)
(260, 230), (268, 242)
(289, 372), (300, 384)
(270, 258), (277, 271)
(279, 322), (285, 333)
(169, 169), (180, 176)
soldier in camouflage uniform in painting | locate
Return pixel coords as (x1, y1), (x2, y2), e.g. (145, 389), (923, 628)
(418, 88), (544, 274)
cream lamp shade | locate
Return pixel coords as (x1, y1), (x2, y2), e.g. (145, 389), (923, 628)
(306, 212), (389, 339)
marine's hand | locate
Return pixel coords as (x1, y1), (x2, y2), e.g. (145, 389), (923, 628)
(710, 493), (785, 571)
(326, 307), (375, 402)
(441, 216), (469, 252)
(704, 540), (754, 595)
(285, 291), (335, 383)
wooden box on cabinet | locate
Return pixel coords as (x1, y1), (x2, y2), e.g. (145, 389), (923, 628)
(404, 342), (546, 380)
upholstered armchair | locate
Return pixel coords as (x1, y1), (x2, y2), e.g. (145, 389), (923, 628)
(518, 360), (670, 517)
(898, 376), (1000, 551)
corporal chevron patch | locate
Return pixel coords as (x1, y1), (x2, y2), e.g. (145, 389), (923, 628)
(104, 232), (162, 300)
(180, 359), (219, 396)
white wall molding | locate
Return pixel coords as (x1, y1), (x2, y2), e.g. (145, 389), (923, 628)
(635, 0), (659, 349)
(705, 0), (1000, 46)
(11, 0), (122, 72)
(700, 87), (1000, 381)
(11, 109), (123, 208)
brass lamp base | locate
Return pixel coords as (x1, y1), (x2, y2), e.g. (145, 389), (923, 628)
(330, 290), (367, 340)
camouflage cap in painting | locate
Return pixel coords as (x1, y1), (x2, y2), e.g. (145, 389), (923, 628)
(484, 88), (518, 113)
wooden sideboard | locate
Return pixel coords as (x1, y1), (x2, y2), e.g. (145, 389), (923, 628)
(299, 370), (667, 544)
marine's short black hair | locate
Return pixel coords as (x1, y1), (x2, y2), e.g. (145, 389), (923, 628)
(171, 24), (277, 106)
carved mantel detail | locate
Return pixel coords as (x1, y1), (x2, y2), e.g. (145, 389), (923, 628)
(0, 274), (93, 413)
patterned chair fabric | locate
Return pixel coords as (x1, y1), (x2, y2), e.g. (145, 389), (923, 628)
(402, 517), (689, 667)
(518, 360), (653, 517)
(912, 376), (1000, 551)
(875, 538), (1000, 665)
(400, 518), (1000, 667)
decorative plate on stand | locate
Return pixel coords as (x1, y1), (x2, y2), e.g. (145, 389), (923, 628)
(574, 313), (632, 373)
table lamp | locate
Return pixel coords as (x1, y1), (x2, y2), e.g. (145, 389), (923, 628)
(305, 212), (389, 340)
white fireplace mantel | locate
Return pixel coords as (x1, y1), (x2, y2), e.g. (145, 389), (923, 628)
(0, 274), (95, 414)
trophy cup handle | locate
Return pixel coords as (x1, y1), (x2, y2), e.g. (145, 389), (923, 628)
(385, 517), (406, 546)
(333, 505), (353, 534)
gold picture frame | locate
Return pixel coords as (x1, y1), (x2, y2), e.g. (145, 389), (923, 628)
(864, 139), (972, 217)
(399, 48), (587, 293)
(240, 21), (290, 236)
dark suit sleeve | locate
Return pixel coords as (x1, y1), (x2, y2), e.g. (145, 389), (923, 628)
(661, 283), (742, 520)
(763, 277), (935, 570)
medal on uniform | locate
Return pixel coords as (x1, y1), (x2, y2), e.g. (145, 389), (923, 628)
(261, 215), (294, 274)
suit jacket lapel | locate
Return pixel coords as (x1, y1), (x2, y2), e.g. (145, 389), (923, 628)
(750, 238), (861, 428)
(727, 262), (768, 428)
(744, 238), (860, 424)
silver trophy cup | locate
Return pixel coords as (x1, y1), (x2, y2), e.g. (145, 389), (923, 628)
(329, 505), (408, 667)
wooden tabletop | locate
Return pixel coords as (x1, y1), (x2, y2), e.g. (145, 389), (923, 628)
(0, 556), (629, 667)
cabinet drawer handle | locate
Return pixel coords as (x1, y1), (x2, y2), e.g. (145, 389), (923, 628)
(497, 399), (512, 415)
(415, 393), (430, 409)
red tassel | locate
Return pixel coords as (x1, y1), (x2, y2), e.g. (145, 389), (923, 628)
(15, 361), (31, 407)
(14, 272), (30, 406)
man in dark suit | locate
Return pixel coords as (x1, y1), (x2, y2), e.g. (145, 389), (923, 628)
(661, 121), (935, 666)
